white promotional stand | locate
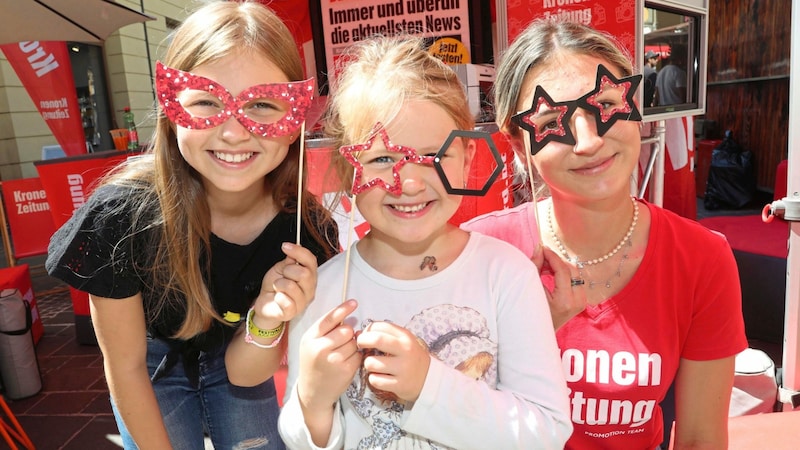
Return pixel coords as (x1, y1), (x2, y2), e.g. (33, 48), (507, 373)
(772, 0), (800, 410)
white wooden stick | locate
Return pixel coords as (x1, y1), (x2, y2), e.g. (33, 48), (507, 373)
(523, 149), (543, 247)
(341, 189), (357, 304)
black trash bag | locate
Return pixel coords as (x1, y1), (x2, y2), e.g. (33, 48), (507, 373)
(703, 130), (757, 210)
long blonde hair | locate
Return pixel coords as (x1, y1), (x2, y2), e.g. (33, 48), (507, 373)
(102, 0), (335, 339)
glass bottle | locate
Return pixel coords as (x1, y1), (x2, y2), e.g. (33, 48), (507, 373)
(123, 106), (139, 150)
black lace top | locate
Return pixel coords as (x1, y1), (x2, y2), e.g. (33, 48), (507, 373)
(46, 183), (337, 384)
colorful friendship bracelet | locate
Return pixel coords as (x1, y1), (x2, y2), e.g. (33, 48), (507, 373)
(244, 307), (286, 349)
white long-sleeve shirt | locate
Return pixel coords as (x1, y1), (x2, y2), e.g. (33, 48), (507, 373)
(279, 232), (571, 449)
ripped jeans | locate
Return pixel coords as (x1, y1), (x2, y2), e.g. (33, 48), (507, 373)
(111, 336), (285, 450)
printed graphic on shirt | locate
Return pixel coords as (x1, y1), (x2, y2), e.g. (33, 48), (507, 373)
(562, 348), (663, 439)
(346, 304), (497, 449)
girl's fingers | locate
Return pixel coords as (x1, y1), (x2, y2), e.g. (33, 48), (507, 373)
(281, 242), (318, 270)
(310, 299), (358, 338)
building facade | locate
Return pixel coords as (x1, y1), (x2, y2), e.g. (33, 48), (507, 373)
(0, 0), (195, 179)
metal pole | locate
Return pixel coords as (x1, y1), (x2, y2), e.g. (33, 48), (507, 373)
(140, 0), (154, 102)
(639, 120), (666, 203)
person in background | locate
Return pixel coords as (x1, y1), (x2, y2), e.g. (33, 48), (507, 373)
(643, 50), (659, 107)
(462, 19), (746, 449)
(654, 44), (688, 106)
(267, 35), (571, 449)
(46, 1), (337, 448)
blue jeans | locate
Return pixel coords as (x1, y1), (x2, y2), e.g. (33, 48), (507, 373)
(111, 337), (285, 450)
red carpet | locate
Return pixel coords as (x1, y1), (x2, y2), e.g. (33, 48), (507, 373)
(700, 214), (789, 343)
(699, 214), (788, 258)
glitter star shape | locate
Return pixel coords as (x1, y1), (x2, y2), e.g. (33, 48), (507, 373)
(511, 85), (577, 155)
(338, 123), (423, 195)
(577, 64), (642, 137)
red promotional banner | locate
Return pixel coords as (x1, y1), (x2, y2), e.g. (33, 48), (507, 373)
(1, 41), (87, 156)
(661, 116), (696, 219)
(264, 1), (314, 76)
(34, 150), (131, 227)
(505, 0), (636, 57)
(0, 177), (56, 260)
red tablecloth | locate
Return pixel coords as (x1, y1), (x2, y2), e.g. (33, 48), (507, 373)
(728, 410), (800, 449)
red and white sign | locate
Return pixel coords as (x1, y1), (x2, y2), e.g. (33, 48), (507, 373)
(0, 178), (56, 260)
(34, 150), (131, 227)
(319, 0), (472, 84)
(1, 41), (87, 157)
(505, 0), (637, 57)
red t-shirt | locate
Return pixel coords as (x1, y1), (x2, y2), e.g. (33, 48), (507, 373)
(463, 200), (747, 449)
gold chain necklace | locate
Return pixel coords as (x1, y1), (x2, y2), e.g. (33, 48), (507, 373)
(547, 197), (639, 288)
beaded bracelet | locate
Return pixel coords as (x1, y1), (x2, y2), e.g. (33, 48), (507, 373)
(243, 307), (285, 349)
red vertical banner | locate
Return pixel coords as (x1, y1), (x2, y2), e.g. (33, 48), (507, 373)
(34, 150), (131, 227)
(662, 116), (696, 220)
(264, 1), (314, 75)
(1, 41), (87, 156)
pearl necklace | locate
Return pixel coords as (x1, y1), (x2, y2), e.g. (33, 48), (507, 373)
(547, 196), (639, 268)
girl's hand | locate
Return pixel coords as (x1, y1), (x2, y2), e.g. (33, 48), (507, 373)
(252, 242), (318, 329)
(356, 320), (431, 403)
(534, 244), (587, 330)
(297, 300), (362, 412)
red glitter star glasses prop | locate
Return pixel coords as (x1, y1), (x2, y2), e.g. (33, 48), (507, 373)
(511, 64), (642, 155)
(339, 124), (504, 197)
(338, 123), (435, 196)
(155, 61), (315, 137)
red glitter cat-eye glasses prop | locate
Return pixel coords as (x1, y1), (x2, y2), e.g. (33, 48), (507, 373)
(155, 61), (315, 137)
(338, 123), (504, 197)
(511, 64), (642, 155)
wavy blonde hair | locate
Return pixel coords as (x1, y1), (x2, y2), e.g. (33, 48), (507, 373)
(101, 0), (334, 339)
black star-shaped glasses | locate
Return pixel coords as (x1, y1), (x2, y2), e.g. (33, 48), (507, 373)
(511, 64), (642, 155)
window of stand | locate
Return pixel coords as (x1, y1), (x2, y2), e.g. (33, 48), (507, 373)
(68, 42), (114, 152)
(642, 1), (705, 119)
